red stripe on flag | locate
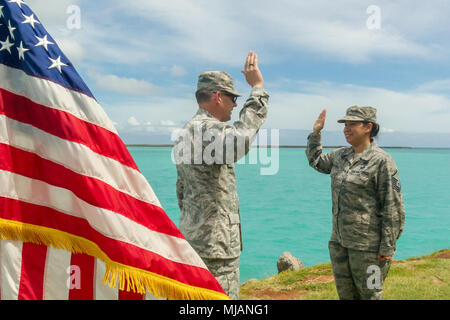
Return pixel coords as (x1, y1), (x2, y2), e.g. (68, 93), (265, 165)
(0, 88), (138, 170)
(0, 242), (2, 301)
(68, 253), (95, 300)
(0, 142), (184, 239)
(0, 197), (225, 295)
(119, 281), (144, 300)
(17, 243), (47, 300)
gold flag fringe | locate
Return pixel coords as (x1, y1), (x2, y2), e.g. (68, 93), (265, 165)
(0, 219), (229, 300)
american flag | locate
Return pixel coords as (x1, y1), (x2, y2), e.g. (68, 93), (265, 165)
(0, 0), (227, 300)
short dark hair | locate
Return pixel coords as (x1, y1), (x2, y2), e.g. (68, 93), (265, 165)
(364, 122), (380, 139)
(195, 90), (214, 104)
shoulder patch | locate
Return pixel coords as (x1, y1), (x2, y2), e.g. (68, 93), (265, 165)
(392, 170), (401, 192)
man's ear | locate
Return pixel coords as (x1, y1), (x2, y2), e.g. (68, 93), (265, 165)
(214, 91), (223, 105)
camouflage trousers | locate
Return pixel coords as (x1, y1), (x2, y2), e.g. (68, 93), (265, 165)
(329, 241), (391, 300)
(202, 257), (240, 300)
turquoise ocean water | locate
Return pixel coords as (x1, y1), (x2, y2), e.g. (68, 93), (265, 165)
(129, 147), (450, 283)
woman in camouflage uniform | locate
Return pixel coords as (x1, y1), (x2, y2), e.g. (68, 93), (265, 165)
(306, 106), (405, 300)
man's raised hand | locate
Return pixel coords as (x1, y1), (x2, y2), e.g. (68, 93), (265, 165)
(241, 51), (264, 88)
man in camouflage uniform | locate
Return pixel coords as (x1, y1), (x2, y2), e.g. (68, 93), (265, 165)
(174, 51), (269, 299)
(306, 106), (405, 300)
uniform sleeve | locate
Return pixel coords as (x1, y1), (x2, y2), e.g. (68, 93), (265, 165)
(204, 86), (269, 163)
(377, 157), (405, 256)
(305, 132), (334, 174)
(176, 171), (184, 211)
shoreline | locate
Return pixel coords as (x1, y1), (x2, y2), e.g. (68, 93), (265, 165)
(125, 144), (414, 149)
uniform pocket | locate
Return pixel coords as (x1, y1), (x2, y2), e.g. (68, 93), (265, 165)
(228, 213), (241, 257)
(346, 171), (370, 187)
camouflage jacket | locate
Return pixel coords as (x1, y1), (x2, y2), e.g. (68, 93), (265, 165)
(175, 86), (269, 259)
(306, 133), (405, 256)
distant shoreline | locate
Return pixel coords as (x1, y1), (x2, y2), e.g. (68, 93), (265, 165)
(125, 144), (414, 149)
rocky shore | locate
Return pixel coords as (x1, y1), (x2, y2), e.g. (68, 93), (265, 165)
(240, 249), (450, 300)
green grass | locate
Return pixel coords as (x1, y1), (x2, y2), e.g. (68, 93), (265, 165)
(239, 249), (450, 300)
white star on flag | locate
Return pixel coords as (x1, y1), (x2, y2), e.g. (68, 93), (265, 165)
(22, 13), (40, 29)
(8, 0), (26, 8)
(48, 55), (68, 73)
(8, 20), (16, 40)
(0, 6), (4, 19)
(0, 36), (14, 54)
(17, 41), (30, 60)
(35, 34), (54, 51)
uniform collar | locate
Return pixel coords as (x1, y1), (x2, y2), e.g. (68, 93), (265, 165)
(342, 139), (378, 161)
(195, 108), (216, 119)
(359, 140), (378, 161)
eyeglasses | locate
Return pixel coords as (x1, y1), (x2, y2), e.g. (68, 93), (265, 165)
(214, 91), (238, 103)
(223, 92), (238, 103)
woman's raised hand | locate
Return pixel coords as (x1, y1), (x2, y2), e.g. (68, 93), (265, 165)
(313, 109), (327, 134)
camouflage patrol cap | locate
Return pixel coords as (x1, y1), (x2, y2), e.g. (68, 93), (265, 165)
(197, 71), (242, 97)
(337, 106), (377, 124)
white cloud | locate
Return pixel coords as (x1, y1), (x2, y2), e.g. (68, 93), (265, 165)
(160, 120), (176, 126)
(125, 120), (180, 135)
(381, 127), (396, 133)
(105, 78), (450, 135)
(162, 65), (187, 77)
(263, 81), (450, 133)
(127, 116), (140, 126)
(56, 38), (85, 64)
(103, 96), (195, 137)
(251, 2), (431, 64)
(416, 79), (450, 94)
(26, 0), (449, 69)
(107, 0), (444, 65)
(87, 71), (162, 96)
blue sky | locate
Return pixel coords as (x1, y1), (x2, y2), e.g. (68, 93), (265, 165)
(25, 0), (450, 143)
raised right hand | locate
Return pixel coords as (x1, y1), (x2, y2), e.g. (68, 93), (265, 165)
(241, 51), (264, 88)
(313, 109), (327, 134)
